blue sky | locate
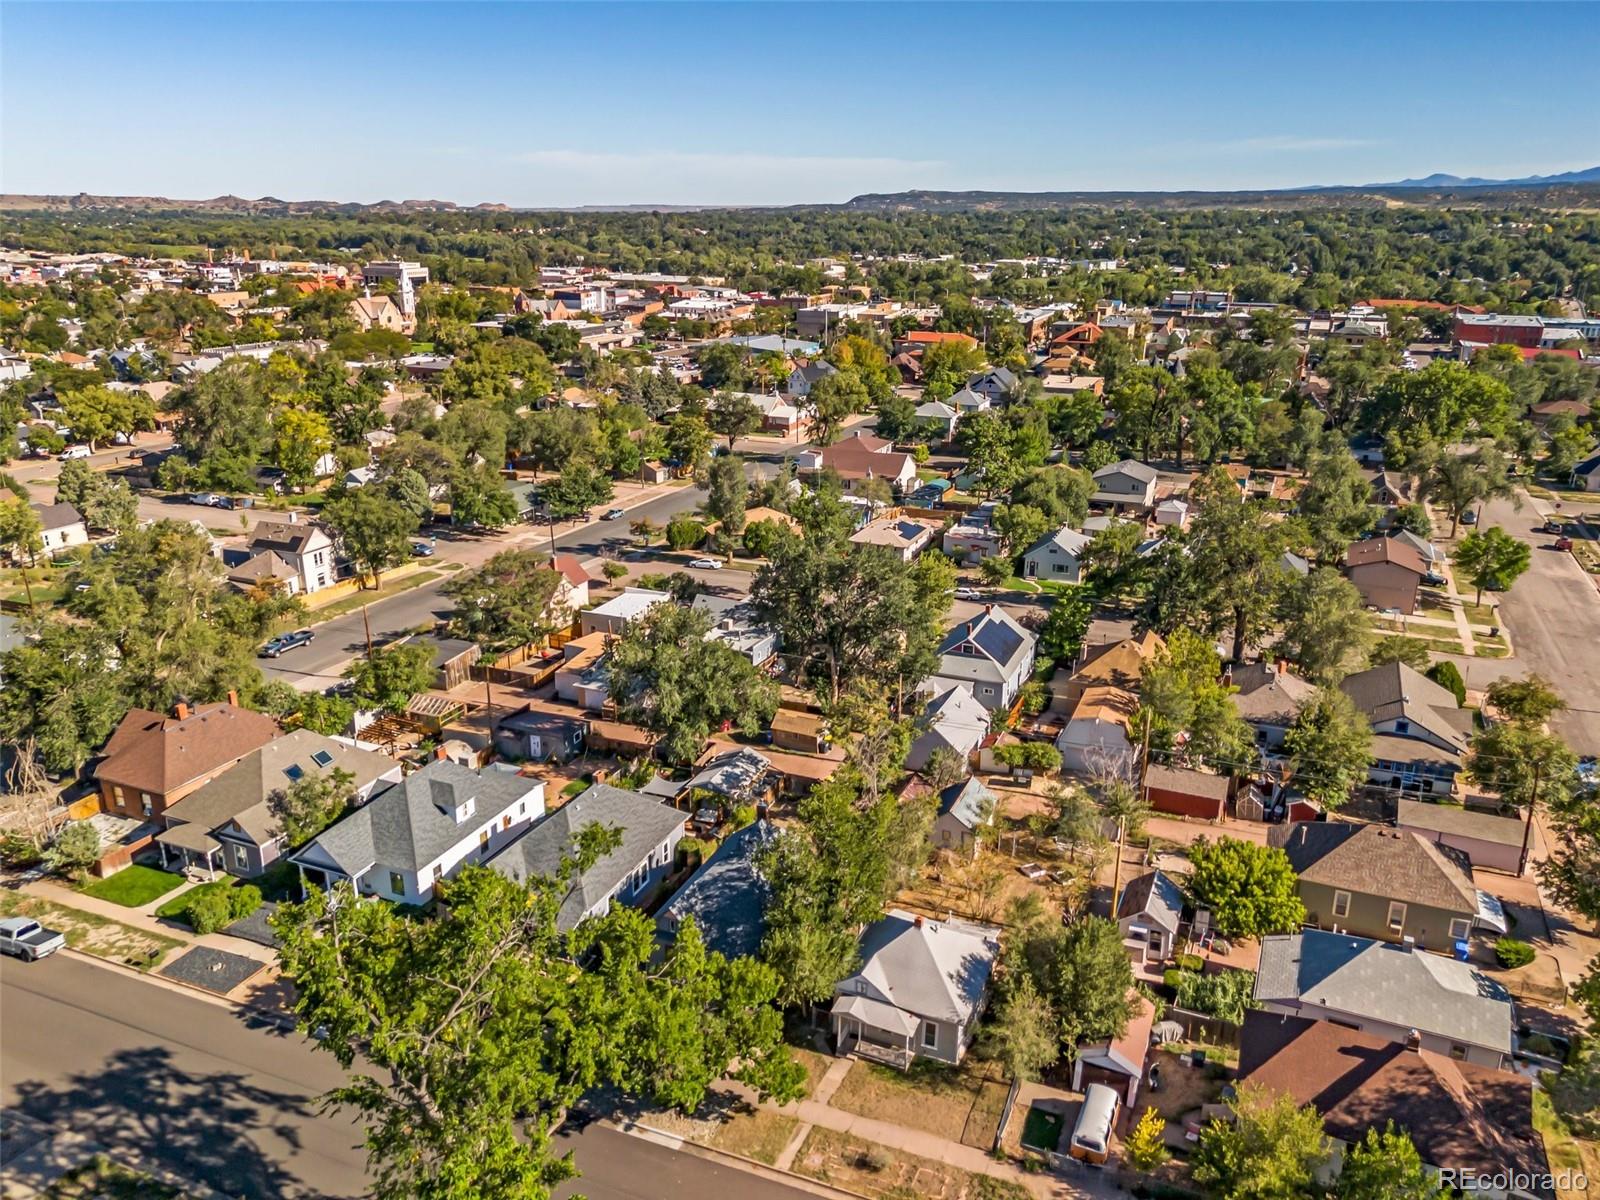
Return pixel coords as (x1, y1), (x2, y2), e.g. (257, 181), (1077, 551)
(2, 2), (1594, 206)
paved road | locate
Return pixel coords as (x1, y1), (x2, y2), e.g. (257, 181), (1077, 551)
(1442, 491), (1600, 753)
(261, 484), (710, 690)
(0, 954), (818, 1200)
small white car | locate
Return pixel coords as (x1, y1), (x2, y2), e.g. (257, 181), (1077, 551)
(687, 558), (720, 570)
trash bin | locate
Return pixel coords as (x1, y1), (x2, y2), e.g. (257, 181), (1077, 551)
(1453, 939), (1470, 961)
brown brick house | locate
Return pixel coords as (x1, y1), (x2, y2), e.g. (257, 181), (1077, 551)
(93, 699), (280, 819)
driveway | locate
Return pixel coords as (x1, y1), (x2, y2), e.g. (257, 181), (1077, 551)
(1436, 490), (1600, 753)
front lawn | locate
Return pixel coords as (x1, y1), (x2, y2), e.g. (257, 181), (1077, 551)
(0, 892), (182, 971)
(828, 1058), (1009, 1148)
(78, 865), (185, 908)
(1019, 1105), (1063, 1153)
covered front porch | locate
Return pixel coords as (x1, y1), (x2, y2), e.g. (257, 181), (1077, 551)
(155, 823), (224, 881)
(830, 993), (917, 1071)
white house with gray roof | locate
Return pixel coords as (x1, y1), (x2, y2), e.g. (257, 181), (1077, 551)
(928, 605), (1036, 713)
(831, 909), (1000, 1068)
(931, 777), (996, 857)
(1090, 459), (1159, 510)
(905, 684), (989, 774)
(1021, 525), (1092, 583)
(289, 760), (545, 905)
(484, 783), (685, 930)
(1254, 929), (1514, 1070)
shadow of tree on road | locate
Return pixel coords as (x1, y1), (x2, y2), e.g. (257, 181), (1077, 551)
(10, 1045), (351, 1199)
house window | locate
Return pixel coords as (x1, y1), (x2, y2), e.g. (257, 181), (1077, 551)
(1332, 891), (1351, 919)
(1449, 918), (1471, 942)
(141, 794), (153, 817)
(1395, 719), (1410, 734)
(479, 829), (490, 851)
(980, 686), (994, 697)
(232, 845), (249, 870)
(631, 866), (648, 897)
(1387, 901), (1407, 933)
(853, 978), (867, 995)
(1449, 1044), (1468, 1060)
(310, 750), (334, 769)
(389, 871), (405, 896)
(113, 786), (126, 808)
(433, 864), (443, 881)
(922, 1021), (938, 1049)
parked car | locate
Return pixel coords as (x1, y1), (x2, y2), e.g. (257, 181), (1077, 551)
(1422, 571), (1447, 587)
(686, 558), (720, 569)
(1555, 536), (1574, 551)
(259, 629), (316, 658)
(602, 508), (626, 521)
(954, 587), (984, 600)
(0, 917), (66, 961)
(58, 445), (92, 461)
(1544, 518), (1566, 534)
(187, 493), (231, 508)
(412, 541), (435, 557)
(1461, 509), (1479, 526)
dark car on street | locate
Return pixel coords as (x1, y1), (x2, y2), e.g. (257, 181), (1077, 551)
(259, 628), (316, 658)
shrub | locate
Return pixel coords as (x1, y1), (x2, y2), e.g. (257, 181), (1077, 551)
(1496, 937), (1535, 969)
(1173, 968), (1257, 1024)
(1174, 952), (1205, 973)
(43, 821), (100, 878)
(1427, 660), (1468, 707)
(185, 889), (235, 935)
(1162, 969), (1188, 990)
(993, 742), (1062, 775)
(665, 516), (706, 550)
(229, 883), (263, 920)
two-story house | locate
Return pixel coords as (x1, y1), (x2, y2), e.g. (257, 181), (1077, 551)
(1271, 821), (1496, 952)
(831, 910), (1000, 1069)
(965, 367), (1018, 403)
(156, 729), (401, 878)
(484, 783), (686, 930)
(1344, 536), (1427, 615)
(289, 760), (545, 905)
(1338, 661), (1471, 795)
(1253, 929), (1515, 1069)
(1090, 459), (1159, 511)
(234, 517), (338, 595)
(928, 605), (1037, 714)
(95, 698), (281, 819)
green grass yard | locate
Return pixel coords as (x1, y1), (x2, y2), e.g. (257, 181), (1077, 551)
(78, 865), (185, 908)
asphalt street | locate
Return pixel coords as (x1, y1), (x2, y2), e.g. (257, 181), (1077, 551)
(1439, 491), (1600, 754)
(0, 954), (819, 1200)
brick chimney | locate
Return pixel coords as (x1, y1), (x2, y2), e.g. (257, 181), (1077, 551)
(174, 701), (191, 721)
(1404, 1028), (1422, 1052)
(227, 689), (239, 707)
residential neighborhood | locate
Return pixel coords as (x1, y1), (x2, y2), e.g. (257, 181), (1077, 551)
(3, 9), (1600, 1198)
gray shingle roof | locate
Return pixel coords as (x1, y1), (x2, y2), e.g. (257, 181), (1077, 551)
(1092, 459), (1159, 483)
(659, 819), (775, 959)
(298, 760), (540, 876)
(1254, 930), (1512, 1054)
(1228, 662), (1317, 727)
(1271, 821), (1477, 913)
(936, 607), (1034, 685)
(852, 909), (1000, 1025)
(937, 778), (996, 831)
(1396, 800), (1525, 849)
(1116, 869), (1184, 933)
(484, 783), (685, 930)
(1338, 661), (1469, 752)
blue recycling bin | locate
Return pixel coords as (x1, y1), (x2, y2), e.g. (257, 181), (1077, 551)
(1453, 939), (1470, 961)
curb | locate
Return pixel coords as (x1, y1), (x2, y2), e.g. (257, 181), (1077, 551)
(610, 1116), (874, 1200)
(58, 946), (297, 1031)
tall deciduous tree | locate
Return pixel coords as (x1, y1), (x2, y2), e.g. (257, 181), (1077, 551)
(442, 549), (565, 655)
(607, 603), (778, 764)
(273, 863), (801, 1200)
(1276, 567), (1374, 683)
(1283, 687), (1373, 812)
(1297, 447), (1376, 560)
(704, 453), (748, 553)
(1193, 1084), (1330, 1200)
(1185, 837), (1306, 941)
(1454, 526), (1531, 605)
(323, 491), (419, 588)
(344, 642), (434, 714)
(1185, 467), (1287, 662)
(1333, 1124), (1446, 1200)
(982, 972), (1058, 1083)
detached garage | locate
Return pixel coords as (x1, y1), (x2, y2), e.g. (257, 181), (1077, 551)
(1396, 799), (1525, 876)
(1144, 764), (1230, 821)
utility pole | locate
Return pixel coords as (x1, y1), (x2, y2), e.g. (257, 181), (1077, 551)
(361, 602), (374, 660)
(1518, 757), (1544, 878)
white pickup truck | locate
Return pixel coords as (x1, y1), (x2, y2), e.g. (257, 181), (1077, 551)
(0, 916), (66, 961)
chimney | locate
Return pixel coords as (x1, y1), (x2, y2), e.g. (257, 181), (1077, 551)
(434, 745), (448, 761)
(1275, 658), (1288, 676)
(1404, 1028), (1422, 1052)
(227, 689), (239, 708)
(174, 701), (191, 721)
(913, 914), (924, 928)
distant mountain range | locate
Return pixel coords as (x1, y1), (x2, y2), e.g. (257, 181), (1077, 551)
(1, 166), (1596, 215)
(1364, 166), (1600, 188)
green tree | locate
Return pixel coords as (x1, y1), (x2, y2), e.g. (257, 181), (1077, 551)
(1276, 567), (1373, 683)
(0, 622), (128, 773)
(1038, 586), (1092, 666)
(707, 390), (762, 450)
(1185, 837), (1306, 941)
(1193, 1084), (1330, 1200)
(43, 820), (101, 877)
(273, 406), (335, 491)
(442, 550), (565, 655)
(1426, 660), (1467, 706)
(1284, 687), (1373, 812)
(1297, 447), (1376, 559)
(665, 516), (706, 550)
(1124, 1107), (1168, 1172)
(344, 642), (435, 714)
(1485, 673), (1565, 726)
(1334, 1124), (1445, 1200)
(803, 370), (869, 447)
(1186, 467), (1287, 662)
(607, 604), (779, 763)
(1172, 967), (1258, 1024)
(172, 361), (273, 491)
(60, 384), (153, 451)
(1454, 526), (1531, 605)
(323, 490), (419, 588)
(449, 463), (520, 529)
(1042, 916), (1135, 1054)
(1368, 635), (1432, 671)
(273, 864), (801, 1200)
(1136, 628), (1256, 770)
(540, 462), (614, 522)
(665, 412), (713, 471)
(982, 972), (1058, 1083)
(1418, 445), (1517, 538)
(704, 453), (748, 552)
(268, 767), (357, 848)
